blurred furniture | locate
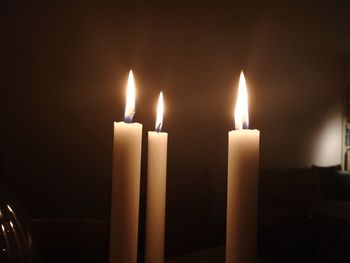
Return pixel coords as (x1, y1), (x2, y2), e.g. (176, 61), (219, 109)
(342, 61), (350, 170)
(258, 165), (350, 262)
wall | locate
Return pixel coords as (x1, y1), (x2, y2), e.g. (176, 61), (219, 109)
(1, 1), (349, 258)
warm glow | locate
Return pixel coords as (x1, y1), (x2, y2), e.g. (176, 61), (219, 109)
(124, 70), (136, 123)
(155, 92), (164, 132)
(234, 71), (249, 130)
(1, 225), (4, 232)
(7, 205), (13, 214)
(9, 222), (13, 229)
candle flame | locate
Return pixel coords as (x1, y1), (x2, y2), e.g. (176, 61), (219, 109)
(1, 225), (4, 232)
(234, 71), (249, 129)
(155, 91), (164, 132)
(124, 70), (136, 123)
(9, 222), (13, 229)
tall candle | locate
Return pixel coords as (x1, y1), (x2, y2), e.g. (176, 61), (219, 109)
(145, 92), (168, 263)
(226, 71), (260, 263)
(109, 70), (142, 263)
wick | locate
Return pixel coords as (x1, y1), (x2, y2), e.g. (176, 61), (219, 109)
(124, 112), (135, 123)
(156, 122), (162, 133)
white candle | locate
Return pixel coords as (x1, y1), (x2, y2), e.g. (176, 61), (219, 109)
(109, 70), (142, 263)
(145, 92), (168, 263)
(226, 71), (260, 263)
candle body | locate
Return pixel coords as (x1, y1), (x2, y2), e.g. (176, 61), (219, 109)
(226, 129), (260, 263)
(109, 122), (142, 263)
(145, 131), (168, 263)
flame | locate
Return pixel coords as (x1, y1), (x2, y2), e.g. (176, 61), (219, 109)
(155, 92), (164, 132)
(9, 222), (13, 229)
(234, 71), (249, 130)
(124, 70), (136, 123)
(1, 225), (4, 232)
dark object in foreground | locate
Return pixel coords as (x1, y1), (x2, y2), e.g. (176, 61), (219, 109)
(22, 165), (350, 262)
(258, 165), (350, 263)
(31, 218), (108, 263)
(0, 203), (33, 262)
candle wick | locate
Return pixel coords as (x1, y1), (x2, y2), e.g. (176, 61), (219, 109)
(124, 112), (135, 123)
(155, 122), (162, 133)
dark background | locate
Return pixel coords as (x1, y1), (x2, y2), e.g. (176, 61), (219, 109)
(1, 0), (350, 259)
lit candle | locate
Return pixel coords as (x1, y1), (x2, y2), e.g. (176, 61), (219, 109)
(145, 92), (168, 263)
(109, 70), (143, 263)
(226, 71), (260, 263)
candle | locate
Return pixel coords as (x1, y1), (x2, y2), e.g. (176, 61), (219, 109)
(226, 71), (260, 263)
(109, 70), (143, 263)
(145, 92), (168, 263)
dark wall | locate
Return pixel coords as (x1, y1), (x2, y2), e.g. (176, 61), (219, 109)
(1, 0), (350, 258)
